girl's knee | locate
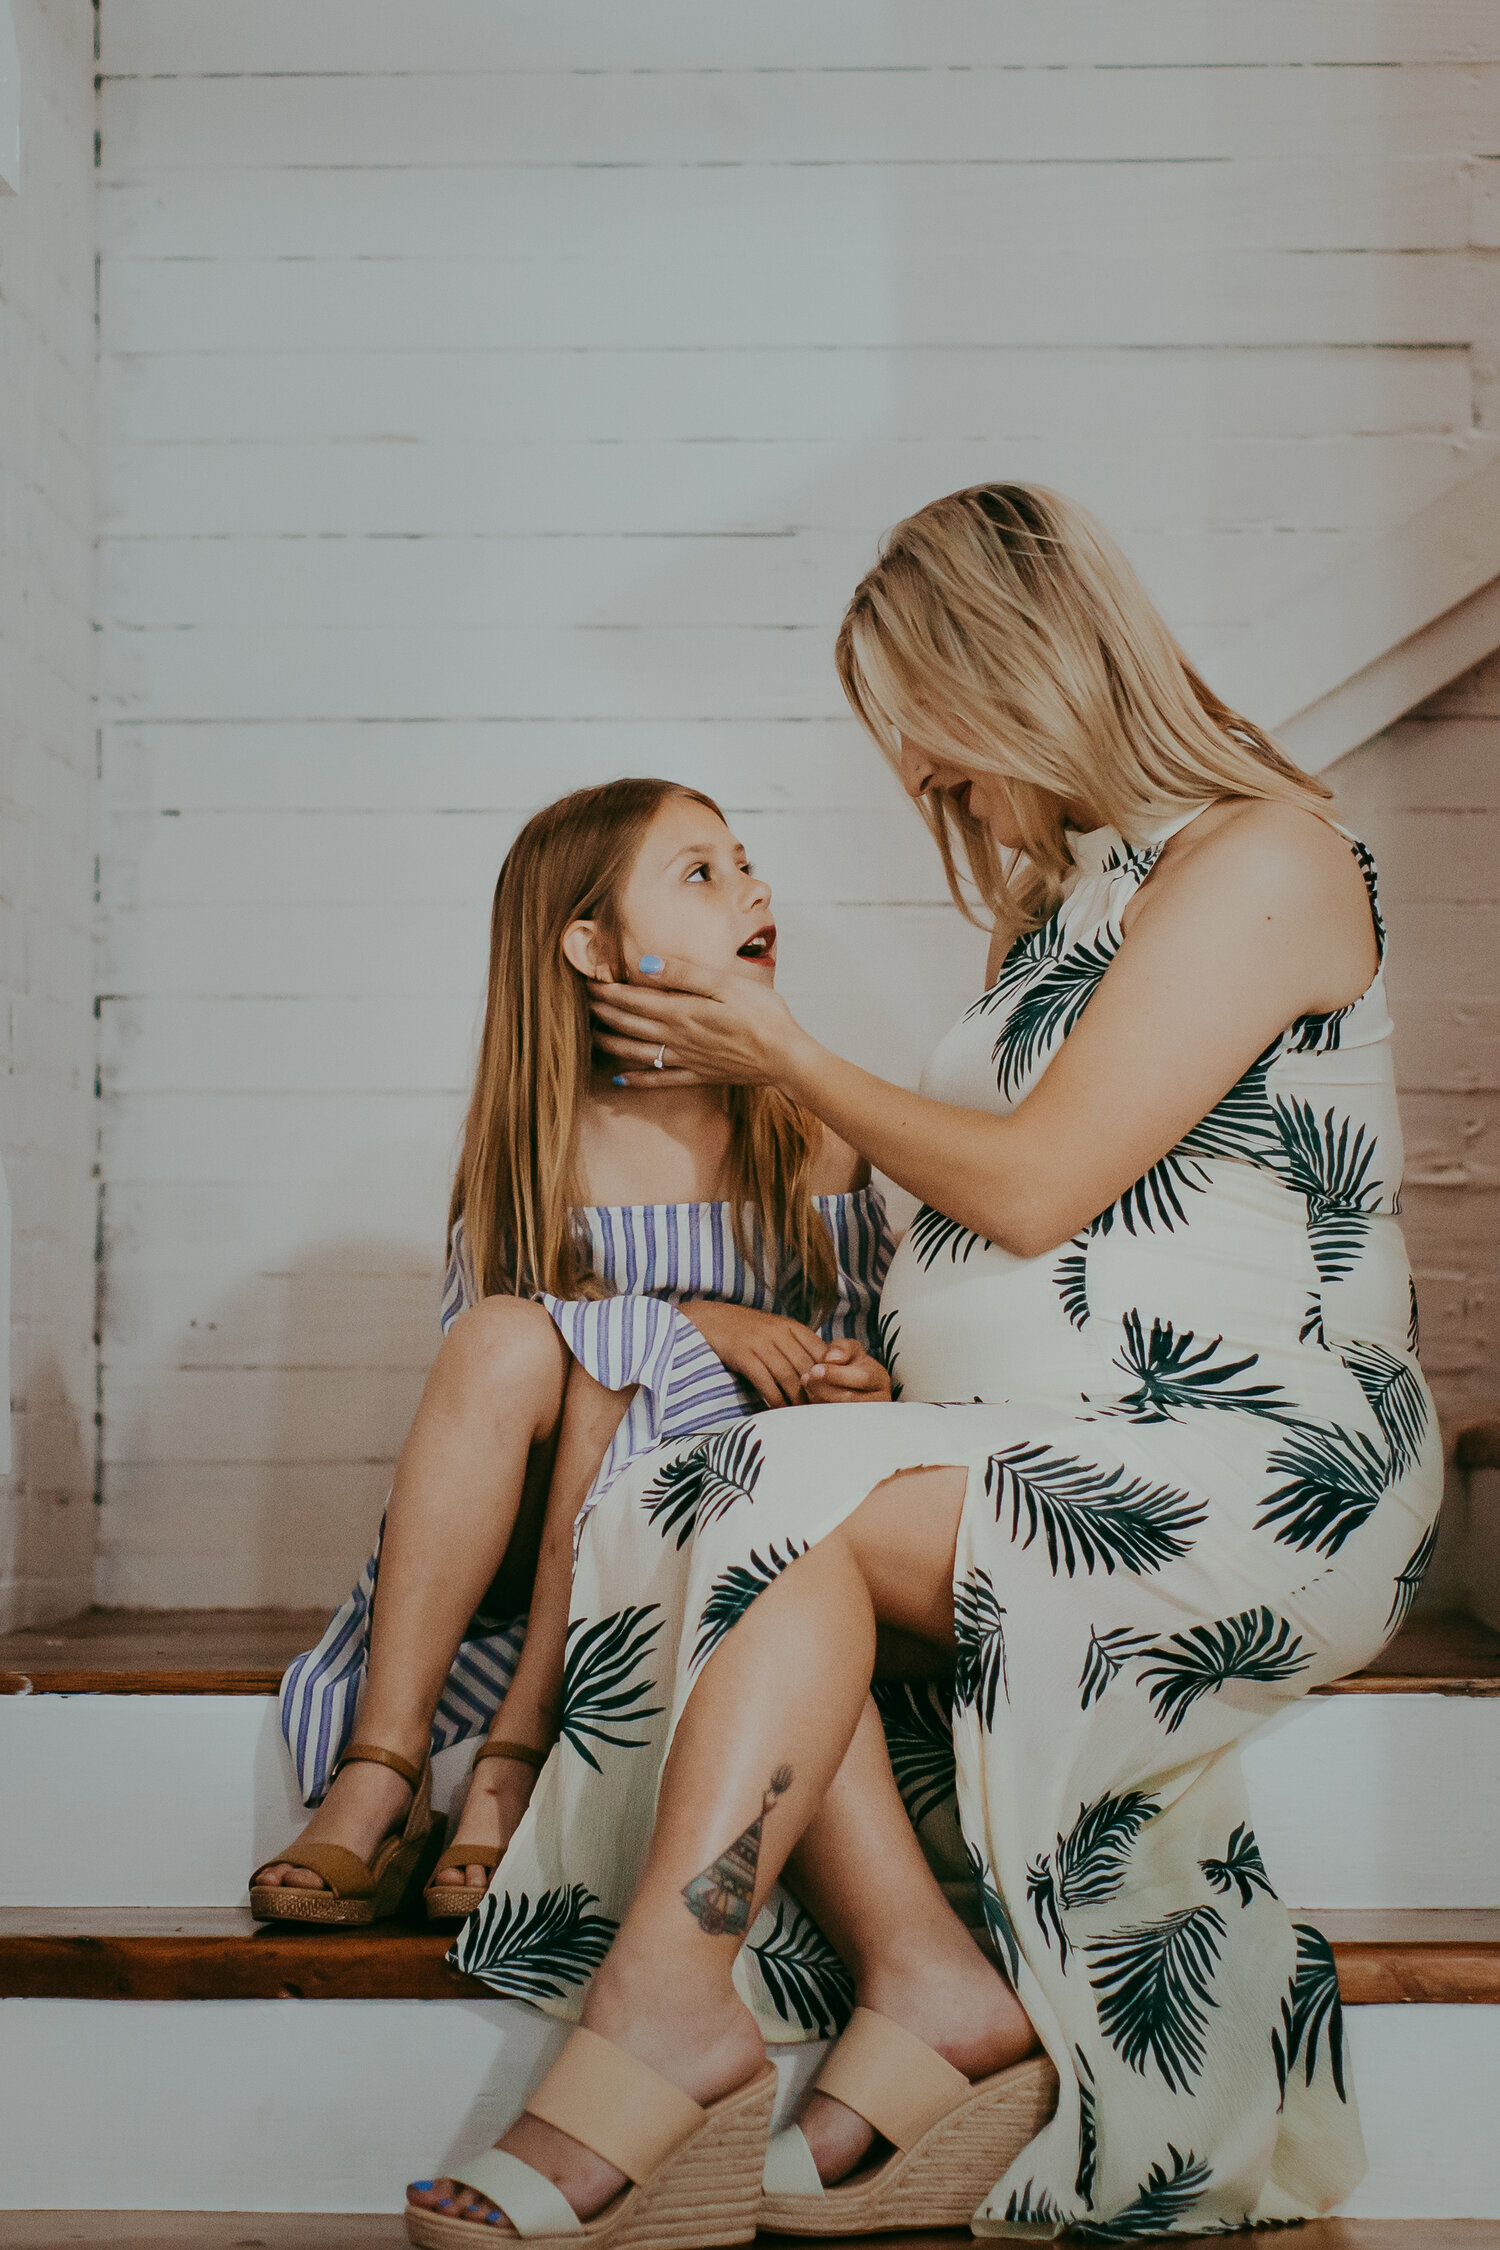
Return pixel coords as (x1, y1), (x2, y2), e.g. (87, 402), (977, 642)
(441, 1294), (567, 1406)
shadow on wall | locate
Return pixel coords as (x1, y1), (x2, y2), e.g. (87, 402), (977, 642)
(1, 1347), (94, 1629)
(96, 1237), (438, 1613)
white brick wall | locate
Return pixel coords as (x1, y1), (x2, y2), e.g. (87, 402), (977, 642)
(93, 2), (1500, 1607)
(0, 0), (98, 1629)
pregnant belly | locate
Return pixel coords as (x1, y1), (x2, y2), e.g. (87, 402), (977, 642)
(879, 1227), (1091, 1407)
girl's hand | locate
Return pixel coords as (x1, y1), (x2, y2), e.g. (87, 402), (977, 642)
(679, 1300), (827, 1408)
(590, 955), (811, 1089)
(802, 1338), (893, 1405)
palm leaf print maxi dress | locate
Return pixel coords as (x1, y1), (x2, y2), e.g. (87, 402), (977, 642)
(455, 810), (1443, 2241)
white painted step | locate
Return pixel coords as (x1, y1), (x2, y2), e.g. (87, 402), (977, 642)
(0, 1995), (1493, 2218)
(3, 1689), (1498, 1908)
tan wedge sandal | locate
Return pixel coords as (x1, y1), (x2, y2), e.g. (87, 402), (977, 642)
(422, 1738), (547, 1923)
(249, 1743), (434, 1925)
(405, 2024), (777, 2249)
(758, 2006), (1058, 2236)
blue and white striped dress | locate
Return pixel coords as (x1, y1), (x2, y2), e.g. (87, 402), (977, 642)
(279, 1188), (892, 1803)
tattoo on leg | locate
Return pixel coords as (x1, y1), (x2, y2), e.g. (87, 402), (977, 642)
(681, 1766), (793, 1937)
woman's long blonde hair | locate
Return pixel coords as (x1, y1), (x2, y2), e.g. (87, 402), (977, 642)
(835, 483), (1331, 945)
(449, 778), (839, 1319)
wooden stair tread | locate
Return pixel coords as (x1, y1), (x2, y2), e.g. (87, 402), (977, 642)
(1, 1905), (1497, 2005)
(5, 1605), (1500, 1697)
(3, 2223), (1498, 2250)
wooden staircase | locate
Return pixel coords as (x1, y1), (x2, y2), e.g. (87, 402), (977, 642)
(3, 1605), (1500, 2231)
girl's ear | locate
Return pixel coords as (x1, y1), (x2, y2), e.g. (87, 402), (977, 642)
(561, 919), (613, 981)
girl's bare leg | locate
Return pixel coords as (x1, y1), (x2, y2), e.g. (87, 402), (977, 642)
(432, 1366), (636, 1890)
(258, 1297), (569, 1890)
(410, 1466), (1036, 2232)
(783, 1700), (1039, 2184)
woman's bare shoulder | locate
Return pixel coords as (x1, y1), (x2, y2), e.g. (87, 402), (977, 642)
(808, 1124), (871, 1196)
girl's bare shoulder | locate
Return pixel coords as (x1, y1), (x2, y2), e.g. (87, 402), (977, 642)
(808, 1124), (870, 1196)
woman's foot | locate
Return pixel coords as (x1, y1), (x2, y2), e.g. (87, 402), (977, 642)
(798, 1940), (1039, 2188)
(406, 1948), (766, 2232)
(254, 1750), (420, 1891)
(428, 1752), (540, 1893)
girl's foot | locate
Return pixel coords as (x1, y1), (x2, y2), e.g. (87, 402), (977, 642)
(406, 1949), (766, 2231)
(254, 1753), (420, 1891)
(798, 1943), (1038, 2187)
(428, 1750), (541, 1893)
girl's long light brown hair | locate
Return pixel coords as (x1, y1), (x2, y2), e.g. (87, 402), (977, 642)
(449, 778), (839, 1320)
(836, 483), (1332, 947)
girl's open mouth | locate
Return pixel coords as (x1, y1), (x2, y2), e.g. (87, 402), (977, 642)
(737, 924), (776, 962)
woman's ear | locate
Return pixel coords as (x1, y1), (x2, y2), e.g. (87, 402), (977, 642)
(561, 920), (613, 980)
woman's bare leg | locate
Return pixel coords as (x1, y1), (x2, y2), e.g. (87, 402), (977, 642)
(783, 1699), (1038, 2184)
(432, 1366), (636, 1890)
(409, 1466), (1034, 2231)
(258, 1297), (569, 1889)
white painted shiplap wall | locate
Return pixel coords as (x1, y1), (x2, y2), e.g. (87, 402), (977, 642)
(95, 2), (1500, 1606)
(0, 0), (97, 1630)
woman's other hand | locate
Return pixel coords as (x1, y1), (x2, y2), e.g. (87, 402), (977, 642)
(590, 954), (810, 1089)
(679, 1300), (827, 1408)
(802, 1338), (893, 1404)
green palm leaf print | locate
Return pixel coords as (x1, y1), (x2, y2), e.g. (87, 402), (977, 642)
(874, 1678), (957, 1828)
(747, 1896), (853, 2038)
(451, 1883), (617, 2001)
(1054, 1235), (1090, 1330)
(1086, 1904), (1226, 2092)
(1111, 1312), (1295, 1424)
(907, 1203), (991, 1271)
(1199, 1823), (1275, 1908)
(953, 1566), (1009, 1727)
(1091, 1149), (1211, 1239)
(966, 1843), (1022, 1984)
(1079, 1623), (1154, 1711)
(1386, 1518), (1439, 1635)
(990, 929), (1121, 1098)
(1026, 1849), (1069, 1965)
(1136, 1604), (1310, 1735)
(1056, 1788), (1161, 1910)
(1070, 2144), (1213, 2243)
(1000, 2180), (1066, 2227)
(640, 1425), (765, 1548)
(1177, 1043), (1279, 1165)
(873, 1304), (904, 1398)
(559, 1605), (665, 1771)
(1074, 2046), (1098, 2207)
(966, 907), (1067, 1018)
(1283, 1001), (1356, 1056)
(1273, 1922), (1347, 2102)
(691, 1540), (809, 1670)
(1273, 1098), (1383, 1284)
(1343, 1339), (1429, 1477)
(1258, 1423), (1389, 1555)
(989, 1442), (1205, 1578)
(1407, 1275), (1421, 1354)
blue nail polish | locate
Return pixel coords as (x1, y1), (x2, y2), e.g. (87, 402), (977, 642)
(612, 1075), (628, 1086)
(487, 2215), (504, 2226)
(639, 954), (664, 974)
(411, 2182), (435, 2193)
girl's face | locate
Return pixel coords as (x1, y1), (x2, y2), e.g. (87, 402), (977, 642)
(565, 796), (777, 985)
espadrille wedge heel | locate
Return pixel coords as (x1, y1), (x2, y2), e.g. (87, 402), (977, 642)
(422, 1738), (547, 1922)
(249, 1743), (434, 1926)
(758, 2006), (1058, 2237)
(405, 2026), (777, 2249)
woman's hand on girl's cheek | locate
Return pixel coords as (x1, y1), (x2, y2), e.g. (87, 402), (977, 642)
(802, 1340), (893, 1404)
(587, 955), (802, 1088)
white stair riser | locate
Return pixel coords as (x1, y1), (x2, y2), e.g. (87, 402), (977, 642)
(2, 1692), (1497, 1907)
(0, 1999), (1490, 2218)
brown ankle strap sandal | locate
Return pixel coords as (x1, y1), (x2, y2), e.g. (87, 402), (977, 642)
(422, 1737), (551, 1923)
(248, 1743), (434, 1927)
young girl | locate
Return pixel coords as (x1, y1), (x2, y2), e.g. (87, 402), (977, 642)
(250, 778), (893, 1924)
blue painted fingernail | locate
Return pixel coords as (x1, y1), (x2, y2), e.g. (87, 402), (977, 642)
(411, 2182), (435, 2193)
(612, 1075), (628, 1086)
(639, 954), (664, 974)
(487, 2215), (504, 2226)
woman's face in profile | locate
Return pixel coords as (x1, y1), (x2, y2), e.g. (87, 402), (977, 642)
(897, 736), (1028, 849)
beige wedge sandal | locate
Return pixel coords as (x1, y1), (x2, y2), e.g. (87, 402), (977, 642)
(405, 2024), (777, 2249)
(758, 2006), (1058, 2236)
(422, 1738), (548, 1922)
(249, 1743), (434, 1925)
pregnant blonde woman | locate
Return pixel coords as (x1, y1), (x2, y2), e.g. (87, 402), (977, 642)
(406, 485), (1441, 2246)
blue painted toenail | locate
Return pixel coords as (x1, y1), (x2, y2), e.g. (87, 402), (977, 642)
(411, 2181), (434, 2192)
